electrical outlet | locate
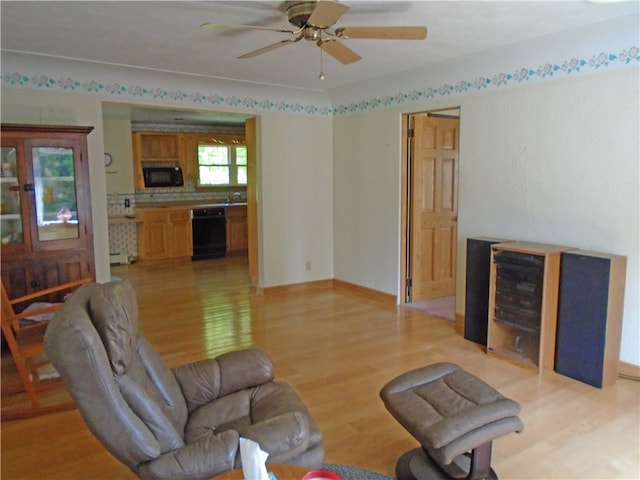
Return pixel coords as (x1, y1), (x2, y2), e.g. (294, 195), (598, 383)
(305, 261), (311, 271)
(124, 198), (130, 208)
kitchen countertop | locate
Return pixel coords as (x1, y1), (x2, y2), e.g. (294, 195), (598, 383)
(135, 201), (247, 210)
(109, 203), (247, 223)
(108, 215), (142, 224)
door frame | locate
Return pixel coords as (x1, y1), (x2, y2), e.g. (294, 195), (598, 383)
(245, 116), (259, 287)
(400, 107), (461, 305)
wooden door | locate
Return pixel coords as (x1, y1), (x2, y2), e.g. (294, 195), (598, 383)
(409, 115), (459, 301)
(0, 136), (31, 256)
(25, 135), (92, 252)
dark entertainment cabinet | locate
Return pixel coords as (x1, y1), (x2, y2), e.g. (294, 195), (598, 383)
(472, 239), (627, 385)
(487, 242), (566, 373)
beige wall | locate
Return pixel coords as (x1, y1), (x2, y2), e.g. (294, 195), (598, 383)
(103, 117), (135, 195)
(331, 67), (639, 366)
(258, 112), (334, 287)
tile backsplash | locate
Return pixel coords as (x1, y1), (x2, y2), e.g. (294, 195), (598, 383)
(107, 193), (138, 262)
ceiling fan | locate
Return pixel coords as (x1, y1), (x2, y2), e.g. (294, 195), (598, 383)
(201, 0), (427, 65)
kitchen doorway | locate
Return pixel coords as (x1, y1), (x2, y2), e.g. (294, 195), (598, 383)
(400, 108), (460, 321)
(101, 102), (258, 283)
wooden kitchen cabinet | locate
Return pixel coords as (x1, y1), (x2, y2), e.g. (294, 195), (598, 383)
(132, 132), (184, 189)
(137, 208), (192, 260)
(181, 134), (198, 184)
(226, 205), (248, 253)
(167, 209), (192, 257)
(0, 124), (95, 299)
(133, 132), (182, 162)
(138, 210), (168, 259)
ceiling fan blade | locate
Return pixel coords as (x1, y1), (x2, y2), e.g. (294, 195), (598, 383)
(319, 39), (361, 65)
(238, 38), (298, 59)
(308, 1), (350, 28)
(201, 22), (295, 34)
(335, 26), (427, 40)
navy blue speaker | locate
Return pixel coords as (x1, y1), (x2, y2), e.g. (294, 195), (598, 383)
(464, 238), (509, 346)
(555, 251), (626, 388)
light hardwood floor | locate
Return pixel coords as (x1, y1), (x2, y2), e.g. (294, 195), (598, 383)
(2, 255), (639, 479)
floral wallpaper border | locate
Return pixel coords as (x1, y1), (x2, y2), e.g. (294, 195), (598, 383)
(2, 47), (638, 117)
(336, 47), (639, 115)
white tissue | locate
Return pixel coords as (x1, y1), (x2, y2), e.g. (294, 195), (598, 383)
(239, 437), (269, 480)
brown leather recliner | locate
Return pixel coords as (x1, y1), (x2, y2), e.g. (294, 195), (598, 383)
(44, 279), (324, 479)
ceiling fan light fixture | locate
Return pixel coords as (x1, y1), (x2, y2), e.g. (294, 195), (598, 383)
(203, 1), (427, 68)
(303, 27), (321, 41)
(286, 2), (316, 28)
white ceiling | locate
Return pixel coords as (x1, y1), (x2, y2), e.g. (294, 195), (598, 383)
(2, 0), (638, 124)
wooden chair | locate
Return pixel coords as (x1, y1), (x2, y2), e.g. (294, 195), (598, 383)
(1, 277), (93, 420)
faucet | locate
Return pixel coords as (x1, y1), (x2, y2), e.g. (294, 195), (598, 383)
(228, 191), (242, 203)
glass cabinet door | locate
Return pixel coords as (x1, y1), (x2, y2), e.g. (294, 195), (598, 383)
(31, 146), (80, 242)
(1, 146), (24, 246)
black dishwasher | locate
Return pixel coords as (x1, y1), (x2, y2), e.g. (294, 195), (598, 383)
(191, 208), (226, 260)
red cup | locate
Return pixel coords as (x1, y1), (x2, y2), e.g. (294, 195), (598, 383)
(302, 470), (341, 480)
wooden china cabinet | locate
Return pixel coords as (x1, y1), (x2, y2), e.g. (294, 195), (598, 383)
(0, 124), (95, 301)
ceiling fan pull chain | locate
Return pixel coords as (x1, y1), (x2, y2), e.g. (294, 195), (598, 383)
(318, 31), (326, 80)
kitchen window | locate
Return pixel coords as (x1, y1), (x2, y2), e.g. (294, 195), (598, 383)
(197, 137), (247, 187)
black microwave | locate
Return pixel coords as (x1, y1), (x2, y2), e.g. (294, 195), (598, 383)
(143, 166), (184, 188)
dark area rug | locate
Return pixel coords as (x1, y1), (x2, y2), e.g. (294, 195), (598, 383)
(322, 463), (394, 480)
